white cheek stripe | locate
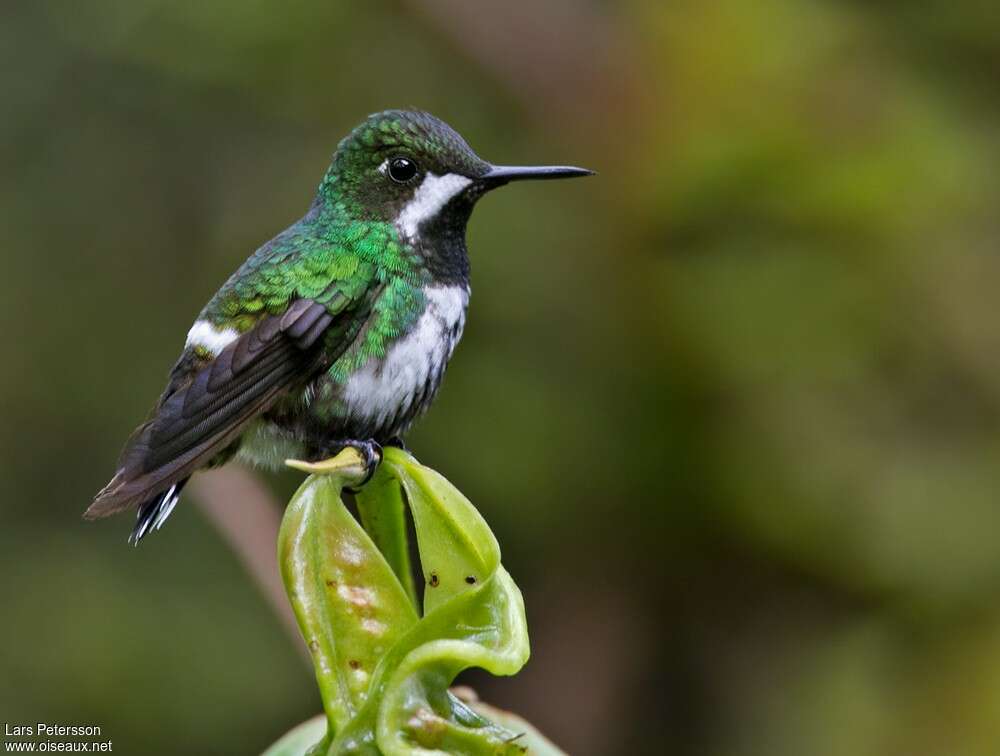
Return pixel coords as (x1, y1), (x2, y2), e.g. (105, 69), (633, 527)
(185, 320), (239, 355)
(396, 172), (472, 240)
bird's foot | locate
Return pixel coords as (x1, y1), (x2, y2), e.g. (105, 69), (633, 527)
(384, 435), (407, 451)
(323, 439), (383, 491)
(285, 439), (382, 491)
(340, 439), (382, 491)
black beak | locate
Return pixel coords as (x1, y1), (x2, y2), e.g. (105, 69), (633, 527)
(480, 164), (595, 188)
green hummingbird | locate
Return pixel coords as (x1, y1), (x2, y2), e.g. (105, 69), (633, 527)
(85, 109), (592, 543)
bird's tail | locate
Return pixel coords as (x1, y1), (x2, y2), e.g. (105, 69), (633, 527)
(83, 409), (242, 543)
(128, 477), (190, 545)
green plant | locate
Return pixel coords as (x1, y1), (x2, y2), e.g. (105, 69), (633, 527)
(262, 447), (563, 755)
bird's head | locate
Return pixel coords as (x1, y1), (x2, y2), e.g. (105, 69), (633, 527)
(316, 110), (592, 244)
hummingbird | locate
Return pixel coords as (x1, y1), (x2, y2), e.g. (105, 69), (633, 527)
(85, 109), (592, 543)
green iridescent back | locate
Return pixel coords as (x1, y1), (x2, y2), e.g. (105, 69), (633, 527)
(196, 110), (488, 382)
(200, 215), (429, 385)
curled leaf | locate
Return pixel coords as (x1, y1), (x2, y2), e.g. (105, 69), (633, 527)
(273, 447), (556, 755)
(278, 459), (418, 749)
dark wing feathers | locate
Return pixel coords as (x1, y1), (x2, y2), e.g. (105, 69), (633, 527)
(282, 296), (335, 343)
(296, 311), (334, 348)
(85, 298), (334, 520)
(147, 343), (295, 467)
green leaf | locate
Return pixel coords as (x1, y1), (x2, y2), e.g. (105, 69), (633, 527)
(381, 448), (500, 616)
(465, 699), (566, 756)
(355, 472), (419, 610)
(278, 468), (418, 748)
(372, 567), (530, 755)
(263, 716), (328, 756)
(274, 447), (554, 755)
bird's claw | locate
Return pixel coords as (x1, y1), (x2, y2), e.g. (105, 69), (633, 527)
(345, 439), (383, 492)
(286, 439), (382, 491)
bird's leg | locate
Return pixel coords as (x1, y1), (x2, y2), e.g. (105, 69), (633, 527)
(384, 435), (407, 451)
(313, 438), (383, 491)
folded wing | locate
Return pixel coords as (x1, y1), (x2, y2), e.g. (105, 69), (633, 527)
(85, 298), (336, 519)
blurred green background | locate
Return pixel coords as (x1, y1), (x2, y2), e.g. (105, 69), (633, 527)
(4, 1), (1000, 754)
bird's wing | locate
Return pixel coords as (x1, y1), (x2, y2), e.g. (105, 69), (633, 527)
(85, 289), (367, 520)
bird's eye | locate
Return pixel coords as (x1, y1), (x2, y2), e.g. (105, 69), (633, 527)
(387, 157), (418, 183)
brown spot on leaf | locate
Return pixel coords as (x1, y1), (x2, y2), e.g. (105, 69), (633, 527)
(429, 572), (440, 587)
(465, 575), (477, 584)
(348, 659), (361, 670)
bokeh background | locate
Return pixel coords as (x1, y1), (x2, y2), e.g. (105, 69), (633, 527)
(4, 1), (1000, 754)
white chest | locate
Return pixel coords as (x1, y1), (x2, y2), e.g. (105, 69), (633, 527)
(341, 284), (469, 428)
